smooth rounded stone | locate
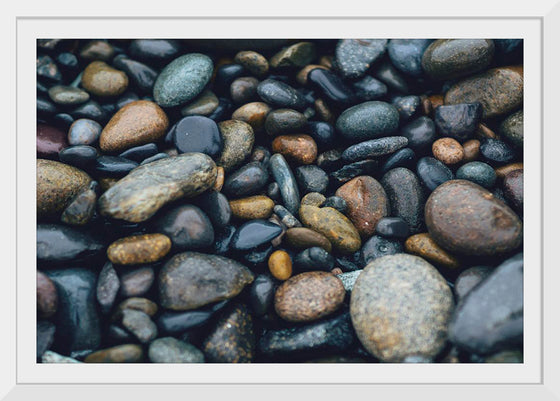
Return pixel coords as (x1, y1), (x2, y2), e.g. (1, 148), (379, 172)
(98, 153), (217, 223)
(37, 124), (69, 159)
(422, 39), (495, 80)
(229, 195), (274, 220)
(295, 165), (329, 195)
(454, 266), (492, 301)
(330, 159), (379, 185)
(274, 271), (345, 322)
(404, 233), (461, 270)
(352, 76), (387, 101)
(274, 205), (302, 228)
(307, 68), (356, 106)
(270, 42), (316, 68)
(444, 66), (523, 119)
(234, 50), (269, 77)
(259, 312), (355, 357)
(112, 56), (157, 94)
(100, 100), (169, 153)
(149, 337), (204, 363)
(322, 196), (347, 213)
(381, 147), (417, 174)
(55, 52), (80, 80)
(257, 79), (308, 110)
(400, 116), (437, 154)
(381, 168), (424, 234)
(193, 190), (232, 229)
(249, 274), (275, 316)
(293, 247), (335, 272)
(416, 157), (454, 191)
(95, 156), (139, 177)
(479, 138), (516, 166)
(231, 220), (283, 251)
(158, 252), (254, 311)
(434, 103), (482, 142)
(300, 192), (326, 207)
(335, 176), (390, 239)
(264, 109), (307, 136)
(393, 95), (421, 121)
(375, 217), (410, 239)
(152, 205), (214, 250)
(107, 234), (171, 265)
(269, 153), (301, 216)
(306, 122), (334, 152)
(129, 39), (181, 64)
(425, 180), (522, 255)
(222, 162), (269, 198)
(360, 235), (404, 265)
(499, 110), (523, 148)
(268, 250), (293, 281)
(495, 162), (523, 181)
(60, 188), (96, 225)
(48, 85), (89, 105)
(96, 262), (120, 314)
(456, 161), (497, 189)
(67, 119), (102, 146)
(80, 40), (115, 61)
(140, 152), (169, 165)
(121, 309), (158, 343)
(462, 139), (481, 162)
(388, 39), (433, 77)
(272, 134), (318, 165)
(503, 169), (523, 213)
(118, 143), (158, 163)
(37, 55), (62, 83)
(214, 120), (255, 172)
(336, 270), (363, 292)
(81, 61), (128, 97)
(342, 136), (408, 162)
(230, 76), (259, 104)
(153, 53), (213, 107)
(180, 89), (219, 116)
(118, 267), (155, 298)
(37, 271), (58, 318)
(335, 39), (387, 79)
(231, 101), (271, 132)
(84, 344), (144, 363)
(71, 100), (110, 124)
(432, 137), (464, 165)
(37, 320), (56, 359)
(449, 253), (523, 354)
(45, 268), (101, 355)
(351, 254), (454, 362)
(299, 205), (361, 254)
(336, 101), (399, 143)
(169, 116), (223, 158)
(37, 224), (105, 265)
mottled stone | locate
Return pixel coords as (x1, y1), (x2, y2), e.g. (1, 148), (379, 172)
(405, 233), (461, 269)
(335, 39), (387, 79)
(272, 134), (318, 165)
(48, 85), (89, 105)
(107, 234), (171, 265)
(284, 227), (332, 252)
(342, 137), (408, 162)
(274, 205), (302, 228)
(300, 192), (326, 207)
(393, 95), (421, 120)
(216, 120), (254, 171)
(84, 344), (144, 363)
(480, 138), (516, 166)
(96, 262), (120, 314)
(230, 195), (275, 220)
(234, 50), (269, 77)
(269, 153), (300, 216)
(270, 42), (316, 68)
(231, 102), (271, 132)
(336, 270), (363, 292)
(149, 337), (205, 363)
(121, 309), (158, 343)
(456, 161), (497, 189)
(432, 137), (464, 165)
(336, 101), (399, 143)
(37, 271), (58, 318)
(499, 110), (523, 148)
(81, 61), (128, 97)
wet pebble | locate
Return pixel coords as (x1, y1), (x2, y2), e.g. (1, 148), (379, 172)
(231, 101), (271, 132)
(404, 233), (461, 270)
(231, 219), (283, 251)
(335, 39), (387, 79)
(272, 134), (318, 165)
(269, 153), (300, 216)
(37, 124), (69, 159)
(257, 79), (308, 110)
(502, 169), (523, 213)
(222, 162), (269, 198)
(216, 119), (254, 171)
(360, 235), (403, 265)
(336, 101), (399, 143)
(500, 110), (523, 148)
(381, 167), (424, 234)
(416, 156), (454, 191)
(37, 224), (105, 265)
(456, 161), (496, 189)
(434, 103), (482, 142)
(479, 138), (516, 165)
(375, 217), (409, 239)
(95, 155), (138, 177)
(119, 267), (155, 298)
(268, 250), (293, 280)
(152, 205), (214, 250)
(432, 137), (464, 165)
(81, 61), (128, 97)
(107, 233), (171, 265)
(48, 85), (89, 105)
(400, 116), (437, 154)
(388, 39), (432, 77)
(264, 108), (307, 136)
(230, 195), (275, 220)
(293, 247), (335, 272)
(149, 337), (204, 363)
(342, 136), (408, 162)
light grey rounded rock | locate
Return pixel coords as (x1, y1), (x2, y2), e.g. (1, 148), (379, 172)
(148, 337), (205, 363)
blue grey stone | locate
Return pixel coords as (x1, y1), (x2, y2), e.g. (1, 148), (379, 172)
(257, 79), (308, 110)
(335, 39), (388, 79)
(456, 161), (497, 189)
(336, 101), (400, 143)
(68, 118), (102, 146)
(342, 136), (408, 162)
(269, 153), (300, 216)
(387, 39), (433, 77)
(336, 270), (363, 292)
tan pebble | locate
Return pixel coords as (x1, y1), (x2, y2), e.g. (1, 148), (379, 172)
(272, 134), (318, 165)
(107, 233), (171, 265)
(232, 102), (271, 132)
(462, 139), (480, 162)
(432, 137), (464, 165)
(405, 233), (461, 269)
(111, 297), (158, 322)
(296, 64), (328, 85)
(319, 55), (333, 69)
(234, 50), (269, 77)
(81, 61), (128, 97)
(301, 192), (326, 207)
(495, 162), (523, 180)
(229, 195), (275, 220)
(268, 250), (293, 281)
(214, 167), (225, 191)
(84, 344), (144, 363)
(284, 227), (332, 252)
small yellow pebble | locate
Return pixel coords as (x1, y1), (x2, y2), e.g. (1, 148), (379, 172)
(268, 250), (293, 281)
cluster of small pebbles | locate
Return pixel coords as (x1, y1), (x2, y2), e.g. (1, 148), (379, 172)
(37, 38), (523, 364)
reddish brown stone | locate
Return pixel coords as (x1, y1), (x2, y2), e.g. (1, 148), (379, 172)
(232, 102), (271, 132)
(495, 162), (523, 180)
(272, 134), (318, 165)
(284, 227), (332, 253)
(37, 271), (58, 318)
(462, 139), (480, 163)
(37, 124), (68, 159)
(502, 169), (523, 214)
(405, 233), (461, 269)
(84, 344), (144, 363)
(432, 137), (464, 165)
(475, 123), (499, 140)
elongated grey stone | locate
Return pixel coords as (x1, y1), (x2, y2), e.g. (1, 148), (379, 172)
(269, 153), (300, 216)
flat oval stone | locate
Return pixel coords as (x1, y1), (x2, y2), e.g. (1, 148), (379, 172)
(284, 227), (332, 252)
(425, 180), (522, 255)
(479, 138), (516, 165)
(95, 155), (139, 177)
(152, 204), (214, 250)
(400, 116), (437, 154)
(274, 271), (345, 322)
(432, 137), (464, 165)
(170, 115), (223, 158)
(99, 153), (217, 223)
(336, 101), (399, 143)
(100, 100), (169, 153)
(230, 195), (275, 220)
(216, 120), (254, 171)
(269, 153), (300, 216)
(404, 233), (461, 269)
(335, 39), (387, 79)
(37, 271), (58, 318)
(37, 124), (69, 159)
(267, 250), (292, 281)
(257, 79), (308, 110)
(422, 39), (495, 80)
(118, 267), (155, 298)
(48, 85), (89, 105)
(270, 42), (316, 68)
(231, 102), (271, 132)
(37, 159), (92, 219)
(301, 192), (326, 207)
(84, 344), (144, 363)
(121, 309), (158, 343)
(352, 76), (388, 101)
(456, 161), (497, 189)
(149, 337), (204, 363)
(264, 109), (307, 136)
(234, 50), (269, 77)
(272, 134), (318, 165)
(37, 224), (105, 265)
(112, 56), (158, 94)
(350, 254), (454, 362)
(444, 66), (523, 119)
(416, 157), (454, 191)
(299, 205), (361, 254)
(81, 61), (129, 97)
(381, 168), (424, 234)
(119, 143), (158, 163)
(68, 119), (102, 146)
(342, 136), (408, 162)
(230, 76), (259, 105)
(153, 53), (213, 107)
(360, 235), (403, 265)
(231, 219), (283, 251)
(449, 253), (523, 354)
(158, 252), (254, 311)
(335, 176), (389, 238)
(388, 39), (433, 77)
(107, 233), (171, 265)
(434, 103), (482, 142)
(499, 110), (523, 148)
(222, 162), (269, 198)
(462, 139), (481, 162)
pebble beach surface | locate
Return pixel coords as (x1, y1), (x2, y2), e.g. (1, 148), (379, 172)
(37, 38), (523, 363)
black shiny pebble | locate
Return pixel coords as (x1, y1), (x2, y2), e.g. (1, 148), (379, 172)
(119, 143), (158, 163)
(152, 204), (214, 250)
(213, 225), (237, 255)
(434, 103), (482, 142)
(381, 147), (416, 174)
(37, 55), (62, 84)
(37, 320), (56, 359)
(157, 300), (229, 334)
(307, 121), (336, 151)
(352, 75), (388, 101)
(295, 165), (329, 195)
(264, 109), (307, 136)
(257, 79), (309, 110)
(95, 155), (139, 177)
(214, 64), (246, 94)
(373, 61), (409, 93)
(115, 91), (140, 110)
(322, 196), (347, 213)
(37, 97), (58, 117)
(37, 224), (105, 266)
(361, 235), (404, 265)
(71, 100), (110, 124)
(330, 159), (379, 185)
(416, 157), (454, 191)
(170, 115), (223, 158)
(191, 190), (232, 229)
(342, 136), (408, 162)
(479, 138), (516, 165)
(375, 217), (410, 239)
(249, 274), (275, 317)
(317, 149), (343, 171)
(140, 152), (169, 165)
(400, 116), (437, 154)
(59, 145), (98, 169)
(208, 97), (234, 122)
(267, 182), (282, 203)
(53, 113), (75, 131)
(308, 68), (357, 106)
(243, 244), (274, 267)
(335, 254), (362, 272)
(222, 162), (269, 198)
(113, 56), (158, 94)
(231, 219), (283, 251)
(128, 39), (181, 65)
(294, 247), (335, 271)
(393, 95), (421, 121)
